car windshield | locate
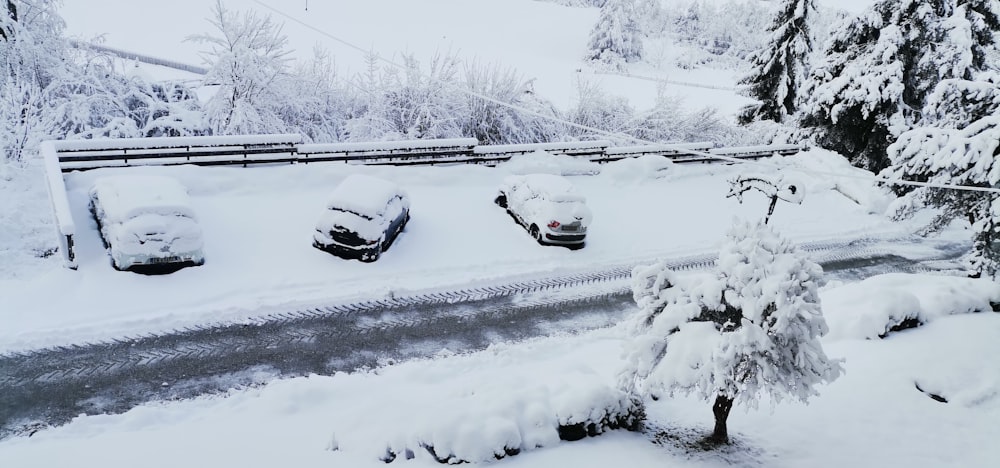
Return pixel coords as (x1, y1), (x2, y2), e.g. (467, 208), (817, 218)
(330, 207), (373, 221)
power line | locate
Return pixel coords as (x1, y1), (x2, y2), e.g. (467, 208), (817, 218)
(251, 0), (1000, 195)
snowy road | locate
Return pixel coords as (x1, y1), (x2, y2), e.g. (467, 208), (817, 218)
(0, 236), (967, 439)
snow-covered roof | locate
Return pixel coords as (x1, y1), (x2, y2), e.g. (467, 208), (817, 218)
(90, 175), (197, 223)
(326, 174), (407, 218)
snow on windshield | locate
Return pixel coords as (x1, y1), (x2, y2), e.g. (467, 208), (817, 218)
(325, 174), (407, 218)
(90, 175), (198, 223)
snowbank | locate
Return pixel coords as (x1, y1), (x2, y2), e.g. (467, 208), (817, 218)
(776, 149), (895, 214)
(499, 150), (601, 176)
(821, 273), (1000, 340)
(598, 154), (674, 184)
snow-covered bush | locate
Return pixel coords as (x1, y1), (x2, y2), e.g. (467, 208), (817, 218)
(822, 273), (1000, 340)
(373, 366), (642, 464)
(621, 220), (842, 443)
(460, 63), (564, 145)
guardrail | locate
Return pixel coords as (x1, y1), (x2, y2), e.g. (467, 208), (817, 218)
(42, 134), (802, 267)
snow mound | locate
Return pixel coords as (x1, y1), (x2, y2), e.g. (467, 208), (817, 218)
(777, 148), (894, 214)
(89, 175), (198, 223)
(378, 373), (639, 463)
(822, 273), (1000, 340)
(499, 150), (600, 176)
(599, 155), (674, 184)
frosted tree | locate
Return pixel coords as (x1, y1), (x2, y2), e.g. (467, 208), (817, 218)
(460, 62), (564, 144)
(737, 0), (815, 124)
(798, 0), (1000, 172)
(0, 0), (69, 162)
(188, 0), (293, 135)
(586, 0), (643, 69)
(621, 220), (842, 443)
(883, 74), (1000, 277)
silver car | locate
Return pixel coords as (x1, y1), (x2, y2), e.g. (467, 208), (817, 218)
(495, 174), (592, 248)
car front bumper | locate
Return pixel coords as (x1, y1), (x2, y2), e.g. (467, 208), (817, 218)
(543, 231), (586, 244)
(112, 249), (205, 271)
(313, 239), (380, 261)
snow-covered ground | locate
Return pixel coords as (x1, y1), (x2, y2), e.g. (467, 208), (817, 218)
(1, 300), (997, 468)
(5, 1), (996, 466)
(0, 150), (923, 353)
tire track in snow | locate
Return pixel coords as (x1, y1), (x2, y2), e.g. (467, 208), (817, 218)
(0, 235), (968, 438)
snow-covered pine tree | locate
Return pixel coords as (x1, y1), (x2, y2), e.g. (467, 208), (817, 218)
(737, 0), (815, 125)
(798, 0), (998, 173)
(188, 0), (293, 136)
(586, 0), (643, 69)
(621, 220), (842, 443)
(883, 73), (1000, 277)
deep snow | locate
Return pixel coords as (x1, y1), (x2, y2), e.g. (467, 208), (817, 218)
(0, 150), (931, 353)
(4, 2), (995, 467)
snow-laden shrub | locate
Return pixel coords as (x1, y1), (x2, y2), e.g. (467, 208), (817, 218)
(822, 273), (1000, 340)
(378, 379), (642, 464)
(621, 220), (842, 443)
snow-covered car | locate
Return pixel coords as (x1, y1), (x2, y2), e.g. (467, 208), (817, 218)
(89, 175), (205, 272)
(494, 174), (591, 248)
(313, 174), (410, 262)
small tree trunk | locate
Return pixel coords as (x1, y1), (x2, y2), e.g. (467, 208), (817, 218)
(710, 394), (734, 443)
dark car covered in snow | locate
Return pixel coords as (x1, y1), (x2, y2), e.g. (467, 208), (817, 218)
(313, 174), (410, 262)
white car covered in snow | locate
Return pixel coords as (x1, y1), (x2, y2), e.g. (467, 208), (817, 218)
(313, 174), (410, 262)
(494, 174), (591, 248)
(89, 175), (205, 271)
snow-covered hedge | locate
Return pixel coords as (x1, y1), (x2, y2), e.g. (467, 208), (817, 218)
(378, 382), (642, 464)
(822, 273), (1000, 340)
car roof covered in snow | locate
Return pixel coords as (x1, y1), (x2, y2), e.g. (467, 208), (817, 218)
(90, 175), (197, 223)
(505, 173), (585, 203)
(326, 174), (407, 217)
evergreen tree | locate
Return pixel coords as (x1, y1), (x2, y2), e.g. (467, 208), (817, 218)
(586, 0), (643, 69)
(737, 0), (815, 124)
(799, 0), (999, 173)
(620, 220), (842, 444)
(883, 73), (1000, 277)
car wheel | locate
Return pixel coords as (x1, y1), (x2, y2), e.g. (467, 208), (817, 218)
(567, 242), (586, 251)
(494, 193), (508, 208)
(529, 225), (545, 245)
